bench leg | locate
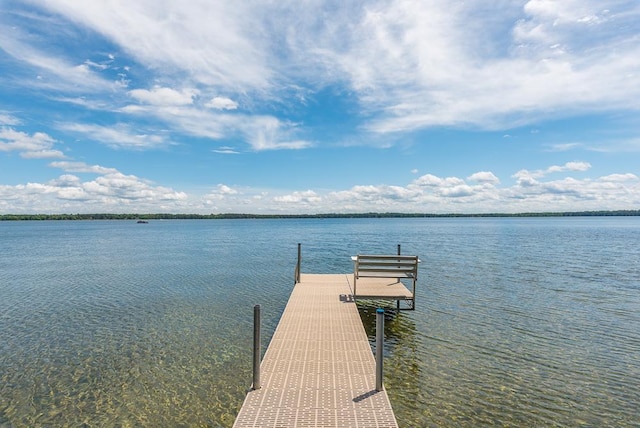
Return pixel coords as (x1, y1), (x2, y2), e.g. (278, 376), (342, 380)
(353, 274), (357, 301)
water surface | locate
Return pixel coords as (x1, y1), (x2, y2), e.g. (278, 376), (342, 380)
(1, 217), (639, 426)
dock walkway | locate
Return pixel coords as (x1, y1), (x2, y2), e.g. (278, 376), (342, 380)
(233, 273), (398, 428)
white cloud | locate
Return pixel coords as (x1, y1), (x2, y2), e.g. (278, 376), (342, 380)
(54, 96), (111, 110)
(84, 59), (110, 71)
(585, 137), (640, 153)
(328, 185), (422, 210)
(206, 184), (238, 199)
(547, 143), (582, 152)
(82, 173), (186, 202)
(129, 86), (197, 106)
(274, 190), (321, 204)
(309, 0), (640, 133)
(242, 116), (312, 151)
(0, 127), (65, 159)
(29, 0), (272, 91)
(412, 174), (465, 188)
(411, 174), (443, 187)
(121, 101), (309, 151)
(0, 164), (188, 213)
(441, 184), (475, 198)
(202, 184), (242, 209)
(4, 1), (640, 139)
(217, 184), (238, 195)
(468, 171), (500, 185)
(49, 161), (119, 175)
(6, 1), (638, 153)
(21, 149), (66, 159)
(212, 146), (240, 154)
(206, 97), (238, 110)
(0, 25), (116, 93)
(50, 174), (81, 187)
(59, 123), (168, 149)
(548, 161), (591, 173)
(514, 161), (592, 183)
(600, 173), (638, 183)
(0, 113), (21, 126)
(1, 162), (639, 214)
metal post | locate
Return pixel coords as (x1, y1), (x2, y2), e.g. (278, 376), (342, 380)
(397, 245), (401, 310)
(252, 304), (261, 390)
(375, 308), (385, 391)
(296, 243), (302, 284)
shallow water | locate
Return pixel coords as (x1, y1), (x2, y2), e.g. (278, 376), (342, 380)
(1, 217), (639, 426)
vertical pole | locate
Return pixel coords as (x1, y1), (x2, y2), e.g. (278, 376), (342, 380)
(253, 304), (261, 390)
(397, 244), (401, 310)
(296, 243), (302, 284)
(375, 308), (385, 391)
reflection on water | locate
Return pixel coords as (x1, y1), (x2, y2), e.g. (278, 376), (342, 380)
(1, 218), (640, 427)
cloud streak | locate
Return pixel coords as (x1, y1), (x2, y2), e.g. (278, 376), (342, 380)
(4, 1), (639, 147)
(3, 0), (640, 140)
(27, 0), (273, 91)
(58, 123), (169, 150)
(346, 0), (640, 132)
(0, 24), (119, 94)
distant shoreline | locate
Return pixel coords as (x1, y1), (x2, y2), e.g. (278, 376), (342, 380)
(1, 210), (639, 221)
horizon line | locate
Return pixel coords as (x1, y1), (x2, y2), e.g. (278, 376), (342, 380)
(2, 210), (639, 220)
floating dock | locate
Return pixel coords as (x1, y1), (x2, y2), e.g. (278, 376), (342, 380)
(232, 273), (402, 428)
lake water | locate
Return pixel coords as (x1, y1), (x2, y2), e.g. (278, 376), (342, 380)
(1, 217), (639, 427)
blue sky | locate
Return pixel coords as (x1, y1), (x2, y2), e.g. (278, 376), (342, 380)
(1, 0), (639, 214)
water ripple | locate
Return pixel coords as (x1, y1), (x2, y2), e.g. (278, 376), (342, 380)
(1, 218), (639, 426)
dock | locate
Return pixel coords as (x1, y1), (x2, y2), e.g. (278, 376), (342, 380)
(232, 273), (401, 428)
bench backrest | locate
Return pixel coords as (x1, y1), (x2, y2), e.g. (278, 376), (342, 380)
(354, 254), (419, 278)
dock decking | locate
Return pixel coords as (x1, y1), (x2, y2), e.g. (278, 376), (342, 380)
(233, 273), (399, 428)
(351, 277), (414, 301)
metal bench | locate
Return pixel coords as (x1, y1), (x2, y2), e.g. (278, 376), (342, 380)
(352, 254), (419, 309)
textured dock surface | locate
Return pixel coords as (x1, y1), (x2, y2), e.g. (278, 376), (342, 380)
(233, 273), (398, 428)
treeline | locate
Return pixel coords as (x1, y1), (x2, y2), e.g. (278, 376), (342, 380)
(1, 210), (639, 221)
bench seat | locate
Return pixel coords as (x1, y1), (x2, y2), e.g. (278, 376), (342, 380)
(352, 255), (419, 310)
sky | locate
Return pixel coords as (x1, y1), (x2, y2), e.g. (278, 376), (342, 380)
(1, 0), (639, 214)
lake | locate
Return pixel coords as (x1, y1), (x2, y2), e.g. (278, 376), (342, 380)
(1, 217), (639, 426)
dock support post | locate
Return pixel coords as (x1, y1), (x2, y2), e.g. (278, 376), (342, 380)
(375, 308), (385, 391)
(252, 304), (261, 390)
(295, 243), (302, 284)
(397, 245), (401, 310)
